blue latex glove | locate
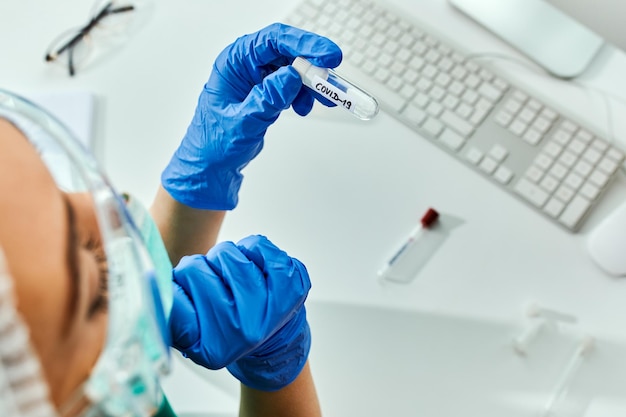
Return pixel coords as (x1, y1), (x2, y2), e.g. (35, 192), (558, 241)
(227, 307), (310, 391)
(161, 23), (343, 210)
(168, 235), (312, 389)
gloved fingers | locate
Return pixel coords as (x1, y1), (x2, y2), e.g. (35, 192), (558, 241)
(227, 66), (303, 145)
(290, 87), (338, 115)
(226, 309), (311, 391)
(291, 89), (315, 116)
(217, 23), (342, 88)
(203, 241), (268, 295)
(236, 235), (311, 308)
(169, 280), (201, 351)
(170, 248), (273, 368)
(246, 23), (342, 69)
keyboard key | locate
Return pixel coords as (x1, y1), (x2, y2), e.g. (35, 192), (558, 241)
(558, 151), (577, 168)
(567, 138), (587, 156)
(509, 120), (528, 137)
(539, 175), (559, 193)
(544, 142), (563, 158)
(589, 170), (609, 188)
(515, 179), (549, 207)
(413, 93), (430, 108)
(552, 130), (572, 146)
(448, 81), (466, 97)
(402, 105), (427, 126)
(549, 163), (568, 181)
(555, 185), (575, 204)
(488, 144), (508, 162)
(582, 147), (602, 165)
(575, 130), (593, 144)
(559, 195), (591, 229)
(442, 94), (460, 110)
(541, 107), (558, 121)
(479, 157), (498, 174)
(564, 172), (584, 190)
(607, 147), (625, 162)
(422, 117), (444, 137)
(598, 157), (619, 175)
(504, 99), (523, 114)
(526, 99), (542, 111)
(477, 83), (503, 102)
(580, 182), (600, 200)
(533, 154), (553, 171)
(429, 86), (446, 101)
(469, 108), (489, 126)
(591, 138), (608, 153)
(399, 85), (417, 100)
(465, 147), (483, 165)
(512, 90), (528, 102)
(523, 129), (543, 146)
(525, 166), (544, 183)
(456, 103), (473, 119)
(561, 120), (578, 133)
(544, 198), (565, 218)
(461, 89), (479, 105)
(464, 74), (480, 89)
(494, 166), (513, 184)
(518, 108), (537, 124)
(532, 117), (552, 134)
(451, 65), (468, 80)
(441, 110), (474, 137)
(426, 101), (444, 117)
(495, 111), (513, 127)
(416, 78), (432, 92)
(573, 160), (593, 177)
(440, 129), (465, 151)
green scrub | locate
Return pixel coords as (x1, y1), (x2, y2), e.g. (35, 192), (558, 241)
(154, 397), (177, 417)
(125, 194), (179, 417)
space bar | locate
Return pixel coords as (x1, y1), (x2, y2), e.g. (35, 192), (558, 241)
(337, 64), (406, 113)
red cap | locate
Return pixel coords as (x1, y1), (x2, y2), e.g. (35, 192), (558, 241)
(420, 208), (439, 228)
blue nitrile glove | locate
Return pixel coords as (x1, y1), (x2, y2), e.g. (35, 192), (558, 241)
(161, 23), (343, 210)
(168, 234), (312, 376)
(226, 306), (311, 391)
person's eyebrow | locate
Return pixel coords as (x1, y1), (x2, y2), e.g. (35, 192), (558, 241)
(62, 193), (81, 334)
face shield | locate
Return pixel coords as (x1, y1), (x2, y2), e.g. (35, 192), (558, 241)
(0, 89), (172, 417)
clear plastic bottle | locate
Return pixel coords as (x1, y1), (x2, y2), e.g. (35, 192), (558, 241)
(292, 57), (379, 120)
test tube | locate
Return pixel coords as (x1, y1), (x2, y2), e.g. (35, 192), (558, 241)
(377, 208), (440, 282)
(292, 57), (379, 120)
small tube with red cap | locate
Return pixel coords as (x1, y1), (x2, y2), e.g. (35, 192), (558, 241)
(378, 208), (440, 283)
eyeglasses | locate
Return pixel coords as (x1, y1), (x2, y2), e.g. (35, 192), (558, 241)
(44, 0), (142, 77)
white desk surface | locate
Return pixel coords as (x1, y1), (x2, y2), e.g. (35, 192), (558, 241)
(3, 1), (626, 416)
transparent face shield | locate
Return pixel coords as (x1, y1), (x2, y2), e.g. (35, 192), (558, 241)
(0, 90), (171, 417)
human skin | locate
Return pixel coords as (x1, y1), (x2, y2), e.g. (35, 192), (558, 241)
(0, 119), (108, 411)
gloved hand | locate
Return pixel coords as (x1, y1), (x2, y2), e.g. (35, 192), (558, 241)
(168, 234), (312, 389)
(161, 23), (343, 210)
(227, 306), (310, 391)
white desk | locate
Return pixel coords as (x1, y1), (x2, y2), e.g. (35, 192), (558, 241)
(3, 1), (626, 416)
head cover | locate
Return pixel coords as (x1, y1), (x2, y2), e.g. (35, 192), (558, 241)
(0, 89), (172, 417)
(0, 247), (58, 417)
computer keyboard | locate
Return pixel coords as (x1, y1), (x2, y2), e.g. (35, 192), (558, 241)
(285, 0), (626, 232)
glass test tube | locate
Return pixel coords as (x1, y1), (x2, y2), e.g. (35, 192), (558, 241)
(292, 57), (379, 120)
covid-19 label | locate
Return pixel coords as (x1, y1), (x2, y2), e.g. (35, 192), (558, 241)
(312, 75), (352, 110)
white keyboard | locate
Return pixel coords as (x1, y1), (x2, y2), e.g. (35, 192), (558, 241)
(285, 0), (625, 232)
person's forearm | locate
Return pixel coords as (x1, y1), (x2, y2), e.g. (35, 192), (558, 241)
(238, 361), (321, 417)
(150, 185), (226, 265)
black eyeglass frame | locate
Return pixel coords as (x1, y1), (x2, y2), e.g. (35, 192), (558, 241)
(45, 2), (135, 76)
